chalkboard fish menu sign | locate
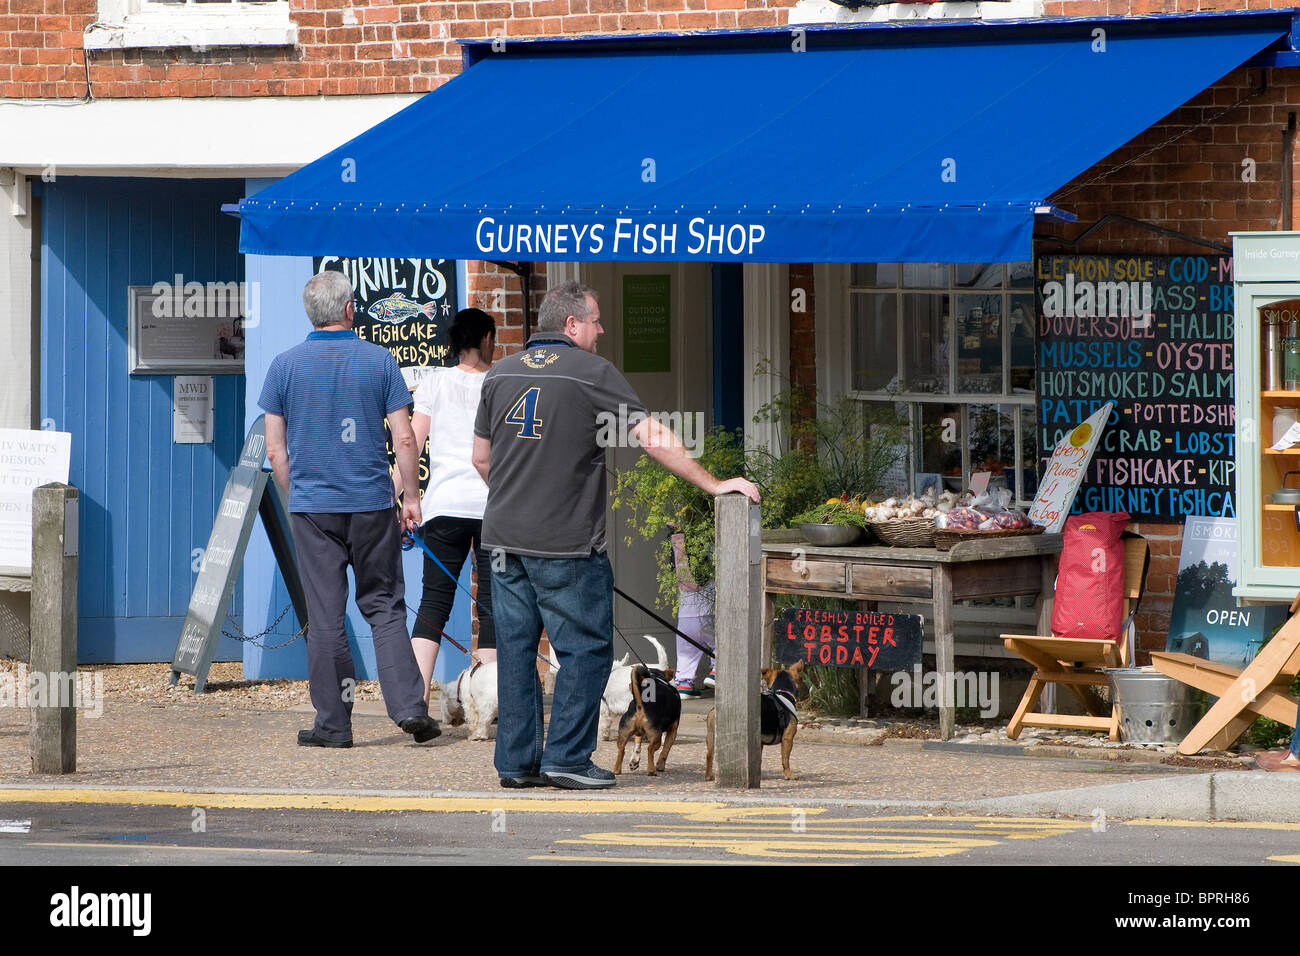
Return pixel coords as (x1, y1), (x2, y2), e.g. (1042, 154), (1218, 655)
(170, 415), (308, 693)
(1036, 255), (1235, 523)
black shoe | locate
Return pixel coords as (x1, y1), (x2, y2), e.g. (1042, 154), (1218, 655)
(499, 775), (548, 789)
(400, 715), (441, 743)
(297, 729), (353, 749)
(542, 766), (616, 790)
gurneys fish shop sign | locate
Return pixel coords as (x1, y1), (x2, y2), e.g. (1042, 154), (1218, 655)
(775, 608), (923, 670)
(314, 257), (457, 390)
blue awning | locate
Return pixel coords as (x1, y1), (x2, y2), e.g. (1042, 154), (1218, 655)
(237, 13), (1291, 263)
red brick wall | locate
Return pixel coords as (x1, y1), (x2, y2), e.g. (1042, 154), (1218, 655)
(0, 0), (794, 99)
(789, 263), (816, 448)
(1036, 65), (1299, 656)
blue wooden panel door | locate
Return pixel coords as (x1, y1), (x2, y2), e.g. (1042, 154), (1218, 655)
(41, 176), (247, 663)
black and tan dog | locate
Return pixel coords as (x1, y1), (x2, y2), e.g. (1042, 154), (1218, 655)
(613, 664), (681, 776)
(705, 661), (804, 781)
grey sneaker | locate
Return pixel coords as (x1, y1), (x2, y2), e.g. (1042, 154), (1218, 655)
(542, 765), (616, 790)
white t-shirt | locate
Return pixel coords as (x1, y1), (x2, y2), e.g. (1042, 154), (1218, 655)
(412, 366), (490, 521)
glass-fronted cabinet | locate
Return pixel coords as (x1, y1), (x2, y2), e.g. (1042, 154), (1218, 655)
(1232, 232), (1300, 601)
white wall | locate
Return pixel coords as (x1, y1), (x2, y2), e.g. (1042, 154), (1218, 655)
(0, 173), (31, 429)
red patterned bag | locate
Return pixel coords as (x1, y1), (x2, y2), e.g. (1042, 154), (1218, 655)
(1050, 511), (1131, 641)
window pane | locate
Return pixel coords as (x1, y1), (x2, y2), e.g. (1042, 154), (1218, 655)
(955, 263), (1002, 288)
(1009, 293), (1036, 393)
(900, 263), (948, 288)
(851, 263), (898, 287)
(851, 293), (899, 391)
(916, 403), (963, 491)
(863, 400), (911, 495)
(902, 294), (948, 393)
(969, 404), (1016, 489)
(955, 293), (1003, 395)
(1018, 404), (1039, 500)
(1008, 261), (1034, 289)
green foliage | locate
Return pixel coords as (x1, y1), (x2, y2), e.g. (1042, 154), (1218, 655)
(612, 428), (747, 613)
(612, 363), (907, 611)
(1249, 716), (1293, 750)
(789, 499), (868, 529)
(803, 664), (862, 717)
(747, 361), (908, 528)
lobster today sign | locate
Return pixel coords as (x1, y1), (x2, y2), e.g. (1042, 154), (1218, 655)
(774, 608), (923, 670)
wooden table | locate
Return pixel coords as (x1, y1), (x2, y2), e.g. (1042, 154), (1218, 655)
(762, 530), (1063, 739)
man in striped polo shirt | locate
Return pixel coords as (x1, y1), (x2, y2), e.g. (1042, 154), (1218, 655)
(260, 270), (439, 749)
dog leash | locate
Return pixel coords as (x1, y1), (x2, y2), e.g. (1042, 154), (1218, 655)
(402, 527), (553, 669)
(613, 585), (717, 662)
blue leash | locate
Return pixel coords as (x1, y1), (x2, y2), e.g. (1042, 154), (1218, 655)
(402, 526), (554, 668)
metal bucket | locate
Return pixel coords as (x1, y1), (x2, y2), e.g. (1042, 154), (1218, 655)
(1107, 668), (1199, 744)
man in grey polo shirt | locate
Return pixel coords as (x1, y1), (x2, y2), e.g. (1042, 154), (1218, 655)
(473, 280), (760, 789)
(261, 269), (439, 749)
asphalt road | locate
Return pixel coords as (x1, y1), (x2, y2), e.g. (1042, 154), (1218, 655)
(1, 792), (1298, 867)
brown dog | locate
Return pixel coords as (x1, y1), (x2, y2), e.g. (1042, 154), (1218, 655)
(705, 661), (803, 781)
(613, 664), (681, 776)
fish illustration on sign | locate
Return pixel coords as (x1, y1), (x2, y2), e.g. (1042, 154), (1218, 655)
(366, 292), (436, 325)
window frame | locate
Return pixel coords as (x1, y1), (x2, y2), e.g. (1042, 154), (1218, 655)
(844, 262), (1038, 507)
(85, 0), (297, 51)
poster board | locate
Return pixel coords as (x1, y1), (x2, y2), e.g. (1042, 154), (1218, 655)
(171, 415), (308, 692)
(1028, 402), (1112, 533)
(0, 429), (72, 572)
(622, 274), (671, 373)
(773, 608), (923, 670)
(1036, 255), (1234, 522)
(313, 257), (457, 391)
(1166, 516), (1287, 668)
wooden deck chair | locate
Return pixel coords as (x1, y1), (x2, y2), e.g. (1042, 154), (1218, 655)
(1002, 533), (1149, 741)
(1151, 592), (1300, 756)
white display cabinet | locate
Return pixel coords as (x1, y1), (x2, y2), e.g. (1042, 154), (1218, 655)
(1232, 232), (1300, 602)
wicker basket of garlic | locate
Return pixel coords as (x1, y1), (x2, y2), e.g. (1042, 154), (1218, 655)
(864, 491), (963, 547)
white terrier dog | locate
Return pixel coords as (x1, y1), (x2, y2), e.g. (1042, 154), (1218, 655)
(598, 635), (668, 741)
(435, 660), (498, 741)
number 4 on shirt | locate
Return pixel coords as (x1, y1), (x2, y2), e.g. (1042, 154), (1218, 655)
(505, 386), (544, 439)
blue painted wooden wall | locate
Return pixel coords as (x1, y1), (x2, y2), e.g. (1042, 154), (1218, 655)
(40, 176), (247, 663)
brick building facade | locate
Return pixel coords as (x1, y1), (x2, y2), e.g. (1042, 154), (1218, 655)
(2, 0), (1293, 668)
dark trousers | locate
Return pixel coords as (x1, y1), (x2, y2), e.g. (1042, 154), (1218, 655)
(411, 516), (496, 650)
(292, 509), (428, 743)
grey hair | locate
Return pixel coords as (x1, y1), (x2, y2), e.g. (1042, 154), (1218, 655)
(537, 280), (598, 333)
(303, 270), (354, 328)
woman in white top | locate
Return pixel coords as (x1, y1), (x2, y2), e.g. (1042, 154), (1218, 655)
(405, 308), (497, 698)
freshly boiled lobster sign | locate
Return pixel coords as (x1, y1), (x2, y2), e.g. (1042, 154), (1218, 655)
(774, 608), (923, 670)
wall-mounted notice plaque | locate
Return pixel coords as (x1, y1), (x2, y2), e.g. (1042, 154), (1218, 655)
(129, 283), (246, 375)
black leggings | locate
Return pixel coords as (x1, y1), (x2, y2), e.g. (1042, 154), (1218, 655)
(411, 516), (495, 650)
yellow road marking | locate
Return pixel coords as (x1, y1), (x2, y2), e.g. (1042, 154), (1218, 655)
(1127, 819), (1300, 831)
(0, 789), (738, 817)
(529, 855), (813, 865)
(25, 841), (310, 854)
(1268, 854), (1300, 863)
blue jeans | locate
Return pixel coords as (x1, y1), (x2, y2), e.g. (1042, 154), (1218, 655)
(1291, 700), (1300, 758)
(491, 550), (614, 777)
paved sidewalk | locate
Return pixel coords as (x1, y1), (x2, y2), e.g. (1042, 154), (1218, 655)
(1, 667), (1295, 821)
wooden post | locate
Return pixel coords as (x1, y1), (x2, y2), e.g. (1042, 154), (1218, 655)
(714, 493), (762, 788)
(30, 483), (78, 774)
(933, 564), (955, 740)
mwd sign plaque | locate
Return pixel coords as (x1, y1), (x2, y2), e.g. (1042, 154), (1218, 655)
(170, 415), (307, 692)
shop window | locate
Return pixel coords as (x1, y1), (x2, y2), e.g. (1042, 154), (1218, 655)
(849, 262), (1038, 504)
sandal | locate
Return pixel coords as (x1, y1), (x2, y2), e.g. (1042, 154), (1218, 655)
(1254, 750), (1300, 772)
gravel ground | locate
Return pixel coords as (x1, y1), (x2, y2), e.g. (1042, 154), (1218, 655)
(0, 661), (1196, 801)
